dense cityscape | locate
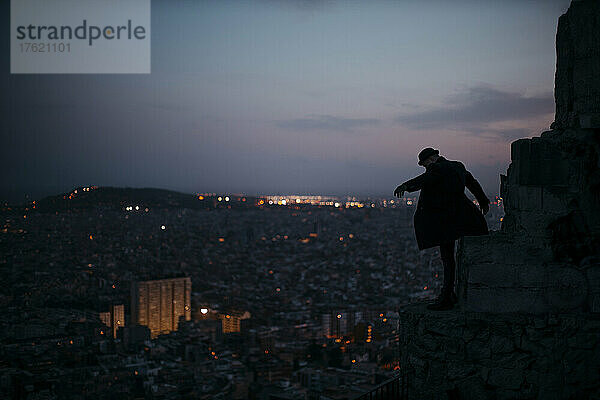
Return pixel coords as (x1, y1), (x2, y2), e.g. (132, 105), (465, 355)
(0, 186), (503, 399)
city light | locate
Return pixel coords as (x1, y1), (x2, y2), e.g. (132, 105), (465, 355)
(161, 225), (166, 230)
(201, 308), (208, 314)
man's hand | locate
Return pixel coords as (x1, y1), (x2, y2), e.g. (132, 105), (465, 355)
(480, 202), (490, 216)
(394, 184), (406, 198)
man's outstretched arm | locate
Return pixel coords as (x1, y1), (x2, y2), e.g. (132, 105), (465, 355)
(465, 171), (490, 215)
(394, 173), (427, 197)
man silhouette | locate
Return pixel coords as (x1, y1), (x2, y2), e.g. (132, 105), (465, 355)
(394, 148), (490, 310)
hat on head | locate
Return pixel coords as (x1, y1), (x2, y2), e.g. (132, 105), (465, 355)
(418, 147), (439, 166)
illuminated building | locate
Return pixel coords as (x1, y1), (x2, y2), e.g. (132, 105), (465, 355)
(218, 310), (251, 334)
(99, 304), (125, 339)
(131, 277), (192, 338)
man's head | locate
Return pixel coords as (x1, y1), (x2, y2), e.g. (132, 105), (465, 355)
(418, 147), (440, 167)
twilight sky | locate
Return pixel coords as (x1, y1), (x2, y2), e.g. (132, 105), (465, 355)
(0, 0), (571, 202)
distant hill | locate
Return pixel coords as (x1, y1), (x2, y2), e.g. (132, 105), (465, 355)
(27, 186), (257, 212)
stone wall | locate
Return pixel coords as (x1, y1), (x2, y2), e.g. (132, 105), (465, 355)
(399, 304), (600, 400)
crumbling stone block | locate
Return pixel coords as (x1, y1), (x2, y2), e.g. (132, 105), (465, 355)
(584, 263), (600, 312)
(554, 0), (600, 128)
(579, 113), (600, 129)
(486, 367), (524, 390)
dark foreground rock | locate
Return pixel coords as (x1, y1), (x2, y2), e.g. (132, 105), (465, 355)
(398, 304), (600, 400)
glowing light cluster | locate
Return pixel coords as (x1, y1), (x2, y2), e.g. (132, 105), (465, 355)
(262, 195), (353, 207)
(125, 205), (149, 212)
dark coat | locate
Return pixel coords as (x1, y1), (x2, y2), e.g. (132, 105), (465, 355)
(402, 156), (489, 250)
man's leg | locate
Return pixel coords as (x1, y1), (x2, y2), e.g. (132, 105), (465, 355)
(439, 240), (456, 294)
(428, 240), (457, 310)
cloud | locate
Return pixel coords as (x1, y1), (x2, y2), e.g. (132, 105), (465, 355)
(395, 85), (554, 140)
(277, 114), (379, 132)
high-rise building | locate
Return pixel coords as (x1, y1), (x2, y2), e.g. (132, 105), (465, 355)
(131, 277), (192, 338)
(99, 304), (125, 338)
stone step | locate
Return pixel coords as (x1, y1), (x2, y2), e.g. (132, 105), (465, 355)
(457, 234), (594, 313)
